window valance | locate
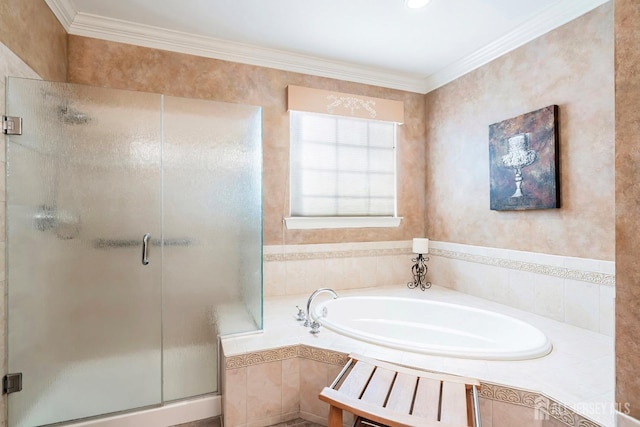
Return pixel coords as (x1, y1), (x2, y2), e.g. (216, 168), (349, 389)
(287, 85), (404, 124)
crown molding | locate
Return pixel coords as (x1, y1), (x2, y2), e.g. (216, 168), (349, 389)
(46, 0), (608, 94)
(68, 12), (427, 93)
(43, 0), (76, 31)
(422, 0), (610, 93)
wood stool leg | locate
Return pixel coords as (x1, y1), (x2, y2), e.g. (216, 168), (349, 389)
(328, 405), (343, 427)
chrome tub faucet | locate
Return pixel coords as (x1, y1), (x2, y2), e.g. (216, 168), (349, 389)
(302, 288), (338, 333)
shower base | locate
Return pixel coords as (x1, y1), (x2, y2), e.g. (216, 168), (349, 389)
(68, 395), (221, 427)
(12, 344), (219, 427)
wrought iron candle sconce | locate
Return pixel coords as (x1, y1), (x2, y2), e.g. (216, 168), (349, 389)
(407, 238), (431, 291)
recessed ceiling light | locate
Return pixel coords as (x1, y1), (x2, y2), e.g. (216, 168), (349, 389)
(404, 0), (432, 9)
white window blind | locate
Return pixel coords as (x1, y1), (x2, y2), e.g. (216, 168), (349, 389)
(290, 111), (397, 217)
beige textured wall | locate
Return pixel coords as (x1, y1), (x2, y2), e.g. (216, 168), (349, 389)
(424, 3), (614, 260)
(0, 0), (67, 82)
(66, 36), (426, 246)
(615, 0), (640, 421)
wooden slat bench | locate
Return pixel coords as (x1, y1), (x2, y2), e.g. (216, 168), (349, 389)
(319, 354), (481, 427)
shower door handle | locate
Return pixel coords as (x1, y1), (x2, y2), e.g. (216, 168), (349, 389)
(142, 233), (151, 265)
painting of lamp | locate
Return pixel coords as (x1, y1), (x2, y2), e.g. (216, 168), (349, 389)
(501, 133), (537, 198)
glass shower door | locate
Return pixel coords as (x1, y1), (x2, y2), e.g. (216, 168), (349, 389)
(162, 95), (263, 400)
(5, 78), (163, 426)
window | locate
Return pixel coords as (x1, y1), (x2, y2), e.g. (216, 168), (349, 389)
(290, 111), (397, 218)
(285, 85), (404, 229)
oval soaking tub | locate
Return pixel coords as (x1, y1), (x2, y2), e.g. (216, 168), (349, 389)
(314, 296), (552, 361)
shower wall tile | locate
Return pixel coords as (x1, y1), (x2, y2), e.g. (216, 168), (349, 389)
(264, 239), (614, 335)
(343, 256), (381, 289)
(298, 358), (329, 421)
(246, 361), (283, 423)
(264, 241), (412, 297)
(320, 257), (347, 290)
(563, 279), (599, 331)
(534, 277), (565, 323)
(426, 255), (456, 290)
(479, 397), (493, 427)
(428, 240), (613, 335)
(564, 256), (603, 273)
(376, 254), (409, 288)
(599, 286), (615, 336)
(504, 270), (538, 312)
(224, 367), (248, 427)
(298, 358), (355, 425)
(263, 260), (287, 297)
(284, 259), (325, 296)
(463, 262), (509, 303)
(222, 343), (606, 427)
(281, 357), (300, 415)
(600, 261), (615, 275)
(618, 412), (640, 427)
(491, 400), (542, 427)
(544, 418), (571, 427)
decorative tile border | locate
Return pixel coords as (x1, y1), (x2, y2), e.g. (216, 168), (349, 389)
(224, 345), (299, 369)
(263, 242), (614, 287)
(224, 344), (347, 369)
(430, 248), (615, 287)
(297, 345), (350, 366)
(263, 244), (616, 286)
(264, 248), (410, 262)
(480, 382), (601, 427)
(224, 344), (603, 427)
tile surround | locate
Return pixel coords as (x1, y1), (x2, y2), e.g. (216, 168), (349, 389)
(264, 240), (615, 335)
(222, 344), (604, 427)
(618, 412), (640, 427)
(222, 284), (614, 427)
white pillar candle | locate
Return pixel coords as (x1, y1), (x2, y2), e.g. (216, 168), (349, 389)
(412, 238), (429, 254)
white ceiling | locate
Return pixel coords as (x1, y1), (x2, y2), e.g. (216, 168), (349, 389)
(46, 0), (608, 93)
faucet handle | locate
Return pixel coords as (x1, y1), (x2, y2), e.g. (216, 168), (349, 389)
(295, 305), (306, 321)
(309, 320), (321, 334)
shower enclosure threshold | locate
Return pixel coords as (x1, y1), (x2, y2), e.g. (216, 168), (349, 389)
(63, 395), (221, 427)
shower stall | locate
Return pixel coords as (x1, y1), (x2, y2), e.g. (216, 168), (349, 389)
(4, 77), (263, 426)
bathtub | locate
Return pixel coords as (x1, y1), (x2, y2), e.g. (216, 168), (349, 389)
(314, 296), (552, 361)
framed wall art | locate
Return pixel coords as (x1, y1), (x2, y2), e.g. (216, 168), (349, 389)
(489, 105), (559, 211)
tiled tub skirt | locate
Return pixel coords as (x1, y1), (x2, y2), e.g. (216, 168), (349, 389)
(222, 344), (602, 427)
